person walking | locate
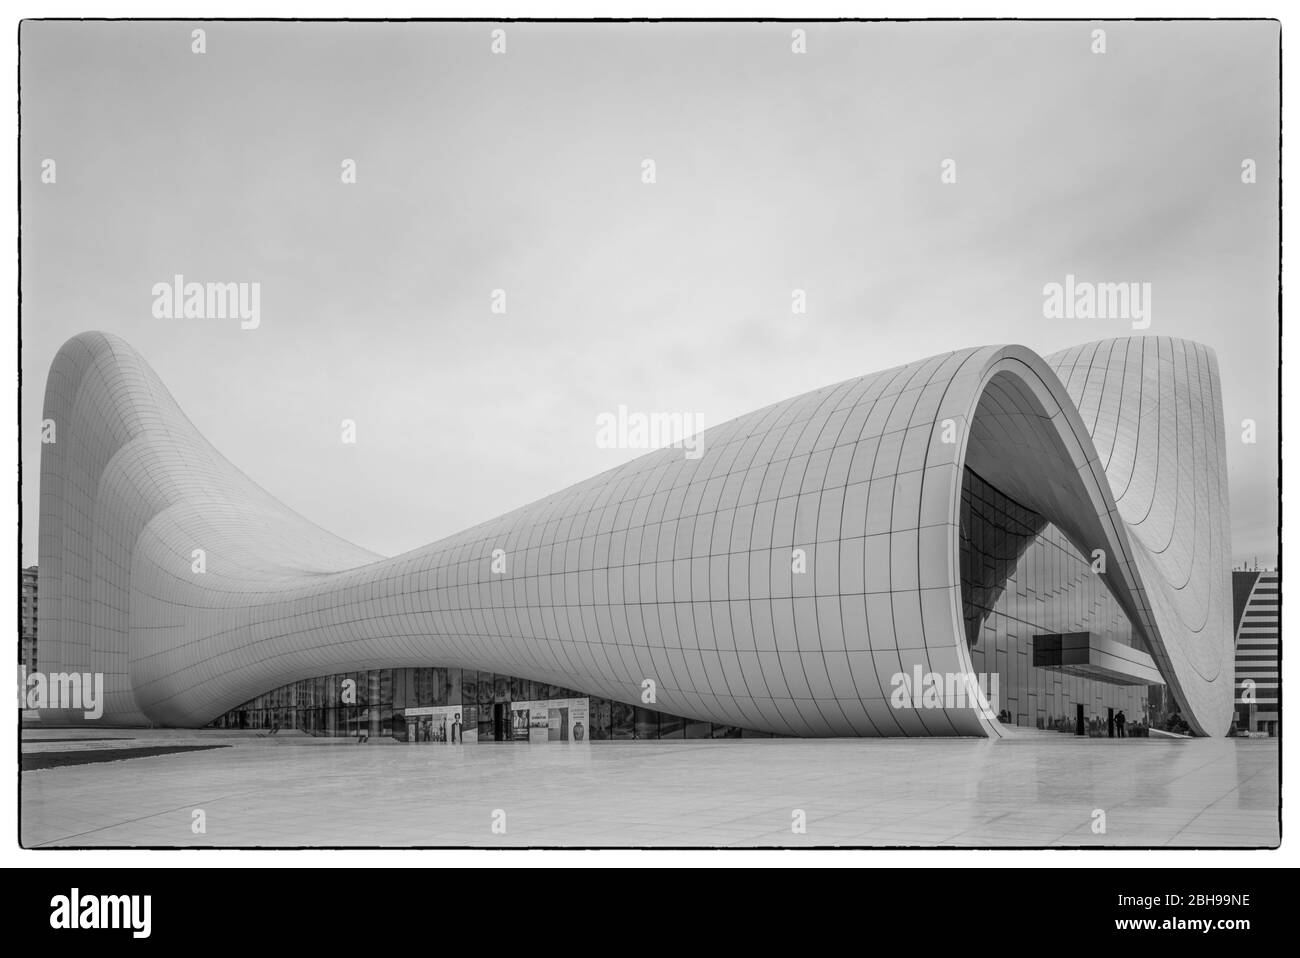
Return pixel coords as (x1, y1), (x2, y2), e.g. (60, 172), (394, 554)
(1116, 710), (1126, 738)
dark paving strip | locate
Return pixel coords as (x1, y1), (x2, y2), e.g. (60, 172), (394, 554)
(22, 737), (135, 744)
(22, 744), (231, 771)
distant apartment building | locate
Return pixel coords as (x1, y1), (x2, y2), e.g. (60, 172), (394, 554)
(20, 565), (37, 673)
(1233, 568), (1279, 735)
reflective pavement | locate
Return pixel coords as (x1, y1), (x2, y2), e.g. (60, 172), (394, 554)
(20, 731), (1279, 847)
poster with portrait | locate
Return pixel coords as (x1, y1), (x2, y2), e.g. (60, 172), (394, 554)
(405, 705), (472, 744)
(511, 706), (531, 741)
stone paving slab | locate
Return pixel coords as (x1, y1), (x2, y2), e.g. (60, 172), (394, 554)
(19, 735), (1279, 848)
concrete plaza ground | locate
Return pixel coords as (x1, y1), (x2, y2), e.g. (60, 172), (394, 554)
(20, 728), (1279, 848)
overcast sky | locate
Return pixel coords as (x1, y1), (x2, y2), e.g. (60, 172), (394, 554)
(19, 20), (1279, 569)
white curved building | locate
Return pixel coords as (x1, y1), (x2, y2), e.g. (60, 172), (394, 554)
(37, 331), (1235, 736)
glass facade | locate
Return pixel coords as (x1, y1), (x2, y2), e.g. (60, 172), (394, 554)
(959, 469), (1046, 647)
(960, 467), (1149, 730)
(210, 667), (774, 740)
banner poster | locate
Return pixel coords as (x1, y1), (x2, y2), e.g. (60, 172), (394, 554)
(460, 704), (479, 744)
(509, 698), (591, 744)
(404, 704), (473, 743)
(511, 705), (531, 742)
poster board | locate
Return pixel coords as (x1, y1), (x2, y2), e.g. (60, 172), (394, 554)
(404, 704), (476, 743)
(509, 698), (590, 744)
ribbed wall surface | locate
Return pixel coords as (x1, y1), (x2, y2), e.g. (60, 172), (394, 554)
(1046, 338), (1235, 734)
(37, 332), (1235, 735)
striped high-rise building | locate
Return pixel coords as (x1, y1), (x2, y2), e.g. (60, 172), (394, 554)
(1233, 568), (1279, 735)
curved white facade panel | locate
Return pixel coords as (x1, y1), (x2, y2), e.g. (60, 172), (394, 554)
(37, 332), (1234, 735)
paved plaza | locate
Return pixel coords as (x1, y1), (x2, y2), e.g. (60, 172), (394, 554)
(20, 729), (1279, 848)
